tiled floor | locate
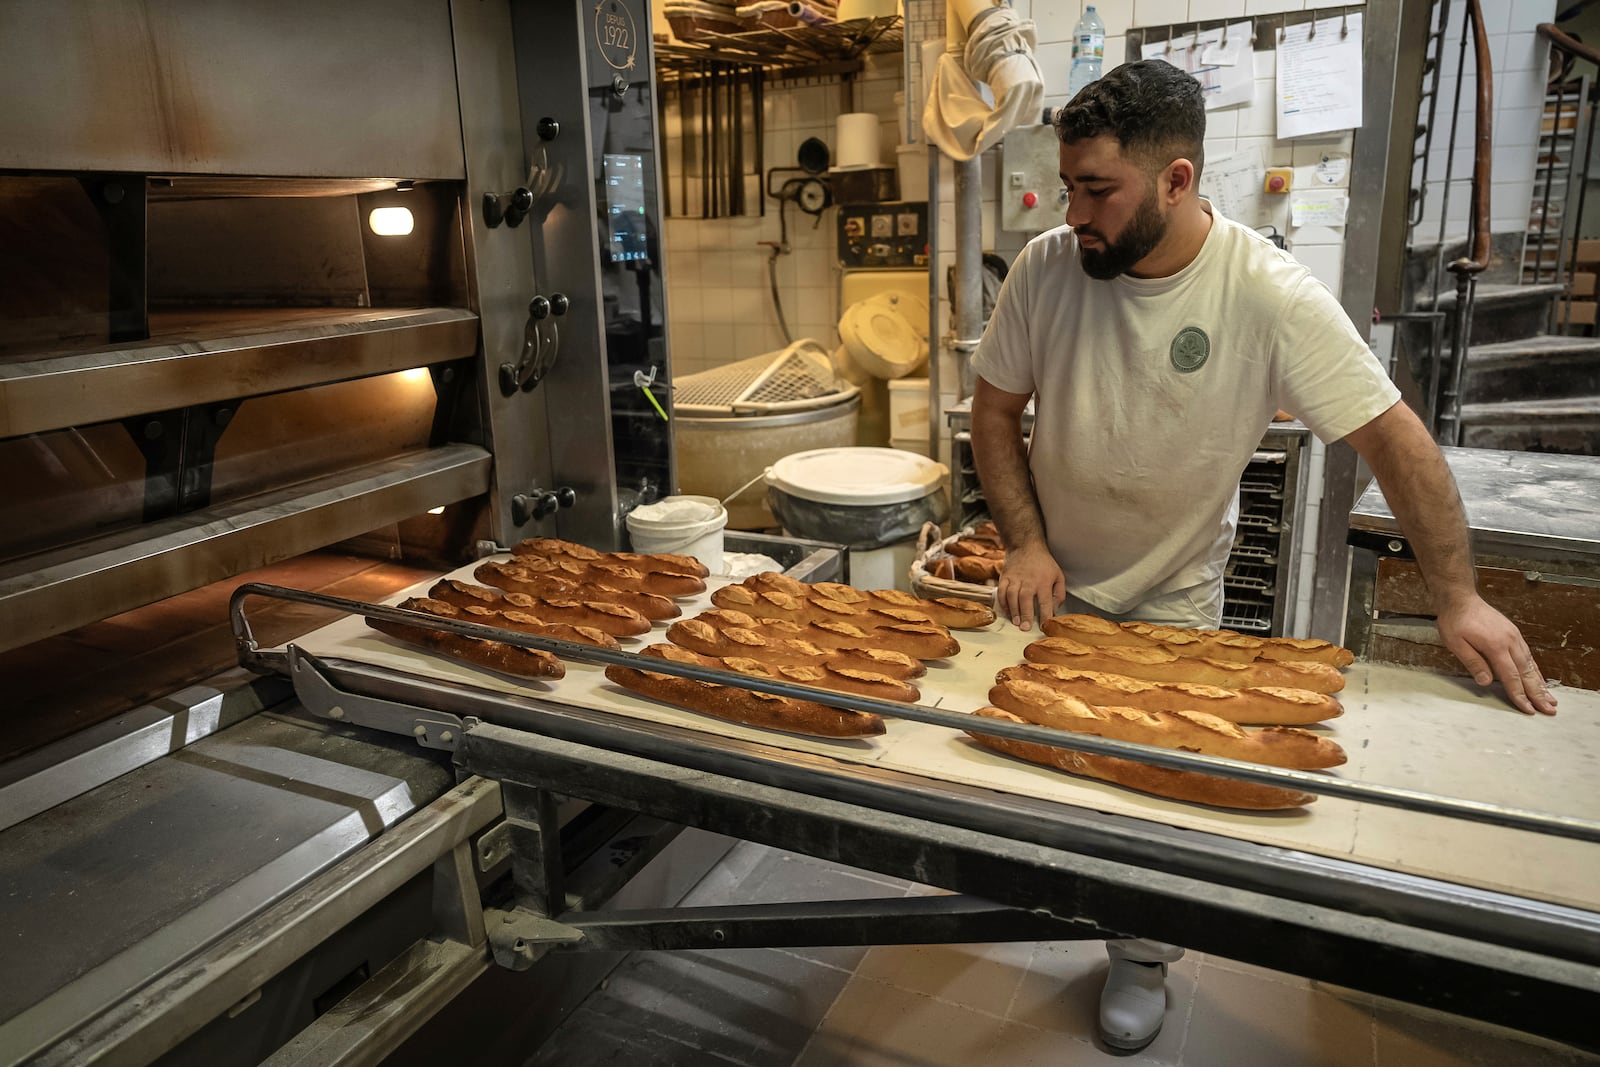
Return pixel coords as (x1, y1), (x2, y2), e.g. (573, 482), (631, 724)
(528, 843), (1597, 1067)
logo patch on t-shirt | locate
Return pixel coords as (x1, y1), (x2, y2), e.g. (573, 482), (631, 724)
(1170, 326), (1210, 373)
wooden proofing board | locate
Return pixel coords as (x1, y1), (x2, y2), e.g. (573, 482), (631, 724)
(280, 562), (1600, 914)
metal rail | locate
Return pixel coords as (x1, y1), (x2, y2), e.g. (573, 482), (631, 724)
(230, 581), (1600, 845)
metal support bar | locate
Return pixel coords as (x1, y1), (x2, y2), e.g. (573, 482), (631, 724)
(512, 894), (1114, 954)
(503, 782), (565, 917)
(431, 840), (487, 949)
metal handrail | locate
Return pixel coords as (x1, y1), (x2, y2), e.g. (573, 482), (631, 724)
(1537, 23), (1600, 333)
(1435, 0), (1494, 446)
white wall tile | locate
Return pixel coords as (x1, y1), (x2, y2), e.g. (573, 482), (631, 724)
(1505, 0), (1553, 35)
(1106, 33), (1130, 64)
(1134, 0), (1191, 29)
(1238, 78), (1278, 136)
(1036, 40), (1074, 91)
(1096, 2), (1137, 38)
(1033, 1), (1079, 42)
(1205, 108), (1240, 138)
(1501, 31), (1548, 73)
(1252, 46), (1276, 78)
(1289, 225), (1346, 246)
(1187, 0), (1247, 20)
(1244, 0), (1303, 15)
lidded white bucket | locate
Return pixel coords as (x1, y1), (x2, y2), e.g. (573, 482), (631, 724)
(625, 495), (729, 575)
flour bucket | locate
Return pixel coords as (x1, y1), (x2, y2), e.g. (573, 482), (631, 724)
(625, 495), (729, 575)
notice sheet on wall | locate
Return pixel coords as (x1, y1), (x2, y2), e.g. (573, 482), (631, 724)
(1141, 21), (1254, 111)
(1276, 13), (1364, 139)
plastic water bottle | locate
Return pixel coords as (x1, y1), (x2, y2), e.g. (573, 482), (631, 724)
(1067, 6), (1106, 98)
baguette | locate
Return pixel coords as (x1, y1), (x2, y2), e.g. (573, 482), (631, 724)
(967, 707), (1315, 810)
(462, 561), (679, 620)
(400, 596), (619, 650)
(604, 663), (885, 738)
(666, 618), (926, 679)
(1043, 613), (1353, 668)
(478, 558), (702, 600)
(366, 616), (564, 680)
(993, 663), (1341, 725)
(742, 573), (994, 630)
(430, 579), (650, 637)
(1023, 637), (1345, 693)
(512, 536), (710, 578)
(710, 585), (949, 634)
(683, 606), (957, 661)
(640, 643), (919, 703)
(987, 679), (1345, 769)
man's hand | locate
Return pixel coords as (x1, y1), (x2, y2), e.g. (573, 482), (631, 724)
(997, 543), (1066, 632)
(1435, 595), (1558, 715)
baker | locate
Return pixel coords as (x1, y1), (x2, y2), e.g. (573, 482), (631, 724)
(968, 58), (1559, 1052)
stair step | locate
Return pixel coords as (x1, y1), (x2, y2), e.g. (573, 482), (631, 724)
(1418, 282), (1565, 311)
(1457, 396), (1600, 454)
(1459, 395), (1600, 419)
(1466, 334), (1600, 365)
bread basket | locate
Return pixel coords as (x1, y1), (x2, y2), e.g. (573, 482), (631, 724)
(909, 522), (999, 605)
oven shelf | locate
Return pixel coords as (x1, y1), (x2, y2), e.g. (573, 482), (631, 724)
(0, 443), (491, 654)
(0, 306), (479, 439)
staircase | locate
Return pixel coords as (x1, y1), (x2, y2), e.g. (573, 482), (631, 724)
(1404, 265), (1600, 454)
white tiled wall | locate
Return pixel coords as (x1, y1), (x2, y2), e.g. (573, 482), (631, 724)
(660, 56), (904, 377)
(1413, 0), (1555, 241)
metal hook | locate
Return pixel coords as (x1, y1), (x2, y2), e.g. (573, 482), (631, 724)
(1308, 15), (1317, 39)
(1165, 26), (1174, 54)
(1221, 21), (1229, 48)
(1341, 8), (1350, 37)
(1250, 19), (1258, 46)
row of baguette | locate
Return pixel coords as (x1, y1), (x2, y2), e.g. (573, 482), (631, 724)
(362, 539), (1353, 811)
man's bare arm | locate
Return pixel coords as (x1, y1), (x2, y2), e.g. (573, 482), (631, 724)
(1344, 402), (1556, 714)
(970, 376), (1064, 630)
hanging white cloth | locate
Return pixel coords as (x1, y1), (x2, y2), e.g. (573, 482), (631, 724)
(921, 3), (1045, 162)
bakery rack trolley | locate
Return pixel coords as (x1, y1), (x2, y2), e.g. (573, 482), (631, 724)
(226, 582), (1600, 1055)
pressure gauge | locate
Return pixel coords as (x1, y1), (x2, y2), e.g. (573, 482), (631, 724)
(795, 177), (830, 216)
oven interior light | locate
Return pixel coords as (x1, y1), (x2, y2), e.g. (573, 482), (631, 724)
(369, 206), (414, 236)
(427, 506), (446, 515)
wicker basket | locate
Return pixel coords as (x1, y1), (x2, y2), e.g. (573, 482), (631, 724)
(666, 12), (746, 40)
(909, 522), (999, 605)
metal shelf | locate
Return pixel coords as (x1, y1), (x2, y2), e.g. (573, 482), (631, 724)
(0, 444), (491, 653)
(0, 307), (479, 438)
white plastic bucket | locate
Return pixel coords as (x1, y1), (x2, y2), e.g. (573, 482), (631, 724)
(625, 495), (729, 575)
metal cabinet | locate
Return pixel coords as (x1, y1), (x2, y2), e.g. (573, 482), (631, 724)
(945, 402), (1310, 636)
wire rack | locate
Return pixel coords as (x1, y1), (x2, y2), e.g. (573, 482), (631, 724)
(673, 340), (857, 415)
(655, 15), (901, 79)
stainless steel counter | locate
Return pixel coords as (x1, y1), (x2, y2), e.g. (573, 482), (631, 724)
(1350, 446), (1600, 560)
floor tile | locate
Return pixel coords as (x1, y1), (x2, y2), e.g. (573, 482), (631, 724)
(852, 940), (1034, 1018)
(793, 974), (1006, 1067)
(525, 1003), (751, 1066)
(1009, 941), (1201, 1063)
(1372, 1000), (1598, 1066)
(553, 946), (854, 1067)
(1180, 956), (1377, 1067)
(978, 1020), (1182, 1067)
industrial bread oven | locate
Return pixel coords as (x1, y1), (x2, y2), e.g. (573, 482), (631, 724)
(0, 1), (718, 1062)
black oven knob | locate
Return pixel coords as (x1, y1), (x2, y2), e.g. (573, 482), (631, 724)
(537, 116), (560, 141)
(555, 486), (576, 508)
(550, 292), (569, 316)
(528, 295), (550, 320)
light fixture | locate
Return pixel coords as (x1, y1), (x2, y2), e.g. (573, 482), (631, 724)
(369, 206), (414, 236)
(426, 506), (446, 515)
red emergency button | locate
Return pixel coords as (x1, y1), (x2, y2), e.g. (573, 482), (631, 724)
(1267, 175), (1286, 192)
(1022, 191), (1038, 208)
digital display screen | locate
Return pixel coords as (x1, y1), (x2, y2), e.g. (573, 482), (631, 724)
(603, 153), (649, 264)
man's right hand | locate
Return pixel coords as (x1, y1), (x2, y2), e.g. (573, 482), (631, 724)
(997, 543), (1066, 632)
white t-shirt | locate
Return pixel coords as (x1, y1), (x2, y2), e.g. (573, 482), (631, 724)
(971, 207), (1400, 614)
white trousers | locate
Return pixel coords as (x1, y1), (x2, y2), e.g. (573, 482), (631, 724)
(1064, 578), (1223, 967)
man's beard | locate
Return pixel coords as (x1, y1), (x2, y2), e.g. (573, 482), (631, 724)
(1077, 191), (1167, 280)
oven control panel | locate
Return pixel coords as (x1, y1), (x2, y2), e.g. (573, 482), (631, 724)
(837, 202), (928, 269)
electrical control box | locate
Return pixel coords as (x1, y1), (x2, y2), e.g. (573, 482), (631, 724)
(1000, 123), (1065, 234)
(836, 201), (930, 268)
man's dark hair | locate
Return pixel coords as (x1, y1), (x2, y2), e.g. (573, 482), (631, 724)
(1054, 60), (1206, 182)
